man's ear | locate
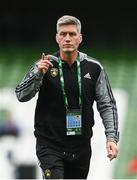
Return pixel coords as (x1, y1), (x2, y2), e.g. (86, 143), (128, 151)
(79, 34), (83, 43)
(56, 34), (59, 43)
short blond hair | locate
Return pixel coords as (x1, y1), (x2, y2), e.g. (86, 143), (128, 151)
(56, 15), (81, 33)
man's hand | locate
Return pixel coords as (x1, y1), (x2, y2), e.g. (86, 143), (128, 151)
(106, 141), (119, 161)
(37, 53), (53, 74)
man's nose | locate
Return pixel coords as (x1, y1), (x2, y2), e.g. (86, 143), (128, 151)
(65, 33), (71, 40)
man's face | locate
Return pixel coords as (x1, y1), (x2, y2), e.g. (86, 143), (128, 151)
(56, 24), (82, 53)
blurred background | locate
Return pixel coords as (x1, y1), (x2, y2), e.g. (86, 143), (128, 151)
(0, 0), (137, 179)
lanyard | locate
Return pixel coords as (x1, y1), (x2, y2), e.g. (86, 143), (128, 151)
(58, 57), (82, 110)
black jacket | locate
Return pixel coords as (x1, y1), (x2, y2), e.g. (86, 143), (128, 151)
(15, 51), (119, 151)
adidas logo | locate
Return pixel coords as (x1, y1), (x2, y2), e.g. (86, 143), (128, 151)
(84, 73), (91, 79)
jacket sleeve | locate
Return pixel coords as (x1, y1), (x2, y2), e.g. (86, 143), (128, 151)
(95, 68), (119, 143)
(15, 62), (44, 102)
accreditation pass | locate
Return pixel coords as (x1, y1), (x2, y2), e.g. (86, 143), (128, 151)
(66, 109), (82, 136)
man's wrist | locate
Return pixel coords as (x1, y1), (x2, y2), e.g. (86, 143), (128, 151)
(106, 139), (117, 144)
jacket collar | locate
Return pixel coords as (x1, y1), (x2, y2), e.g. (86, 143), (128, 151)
(51, 51), (87, 63)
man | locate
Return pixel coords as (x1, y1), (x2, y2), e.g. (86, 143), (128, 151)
(15, 15), (119, 179)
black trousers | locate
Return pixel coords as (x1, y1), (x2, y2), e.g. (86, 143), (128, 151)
(36, 142), (91, 179)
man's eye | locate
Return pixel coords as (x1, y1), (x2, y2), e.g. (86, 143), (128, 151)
(59, 32), (77, 37)
(60, 33), (66, 36)
(70, 33), (76, 36)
